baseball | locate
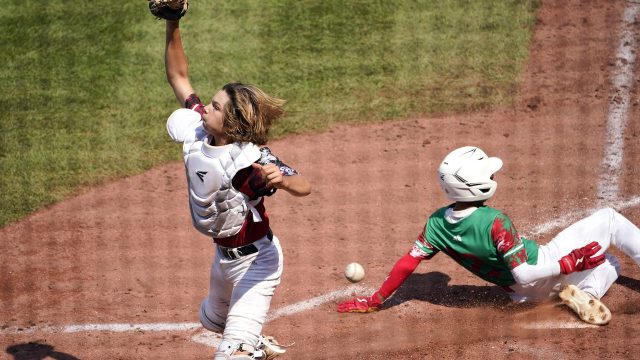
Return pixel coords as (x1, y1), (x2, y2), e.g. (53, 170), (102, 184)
(344, 262), (365, 283)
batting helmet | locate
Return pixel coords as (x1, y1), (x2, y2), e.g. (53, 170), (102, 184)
(438, 146), (503, 202)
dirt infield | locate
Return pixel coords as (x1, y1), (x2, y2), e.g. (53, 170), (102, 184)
(2, 0), (640, 359)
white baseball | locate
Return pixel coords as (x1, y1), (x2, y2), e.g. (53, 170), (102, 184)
(344, 262), (365, 283)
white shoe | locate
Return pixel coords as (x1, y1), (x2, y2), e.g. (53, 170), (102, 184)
(257, 335), (289, 360)
(559, 285), (612, 325)
(216, 351), (264, 360)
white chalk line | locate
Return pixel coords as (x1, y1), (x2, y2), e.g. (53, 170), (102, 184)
(1, 322), (202, 335)
(597, 3), (640, 203)
(523, 2), (640, 333)
(191, 283), (375, 348)
(526, 195), (640, 238)
(523, 3), (640, 334)
(521, 321), (599, 330)
(529, 0), (640, 238)
(0, 283), (375, 348)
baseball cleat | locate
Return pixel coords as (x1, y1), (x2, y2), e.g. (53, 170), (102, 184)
(258, 335), (290, 360)
(559, 284), (611, 325)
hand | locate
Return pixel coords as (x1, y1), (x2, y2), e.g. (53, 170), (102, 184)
(252, 163), (285, 189)
(337, 292), (383, 313)
(559, 241), (606, 274)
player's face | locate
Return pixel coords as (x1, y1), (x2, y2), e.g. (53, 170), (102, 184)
(202, 90), (230, 140)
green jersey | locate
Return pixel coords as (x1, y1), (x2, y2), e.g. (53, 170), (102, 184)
(413, 205), (538, 287)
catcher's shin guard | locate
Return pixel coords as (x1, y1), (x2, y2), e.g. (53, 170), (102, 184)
(559, 285), (612, 325)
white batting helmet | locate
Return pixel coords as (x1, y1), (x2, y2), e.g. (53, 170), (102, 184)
(438, 146), (503, 202)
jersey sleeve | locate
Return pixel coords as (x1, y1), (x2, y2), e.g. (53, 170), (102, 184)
(491, 213), (528, 270)
(184, 93), (206, 115)
(232, 147), (298, 199)
(257, 147), (299, 176)
(410, 228), (438, 260)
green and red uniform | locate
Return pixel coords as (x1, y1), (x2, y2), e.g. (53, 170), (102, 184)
(376, 205), (538, 300)
(413, 205), (538, 287)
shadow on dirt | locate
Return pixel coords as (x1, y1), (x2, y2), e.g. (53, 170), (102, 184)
(616, 275), (640, 293)
(6, 342), (79, 360)
(383, 271), (514, 309)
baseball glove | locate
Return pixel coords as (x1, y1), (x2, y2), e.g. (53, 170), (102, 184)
(148, 0), (189, 21)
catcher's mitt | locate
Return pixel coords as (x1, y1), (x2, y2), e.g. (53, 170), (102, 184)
(148, 0), (188, 21)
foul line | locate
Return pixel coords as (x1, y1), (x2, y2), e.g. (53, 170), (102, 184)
(526, 195), (640, 238)
(597, 3), (640, 203)
(521, 321), (599, 330)
(0, 284), (374, 339)
(192, 284), (375, 348)
(266, 284), (374, 322)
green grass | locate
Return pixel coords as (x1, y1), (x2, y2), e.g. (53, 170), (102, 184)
(0, 0), (538, 227)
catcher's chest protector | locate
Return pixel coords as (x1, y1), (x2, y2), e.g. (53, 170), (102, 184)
(185, 141), (261, 238)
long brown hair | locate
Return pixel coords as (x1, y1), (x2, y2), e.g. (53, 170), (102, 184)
(222, 82), (285, 145)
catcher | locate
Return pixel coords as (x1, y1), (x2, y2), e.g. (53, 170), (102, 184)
(338, 146), (640, 325)
(150, 1), (311, 359)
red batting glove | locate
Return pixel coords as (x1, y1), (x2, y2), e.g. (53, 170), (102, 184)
(559, 241), (606, 275)
(337, 292), (384, 313)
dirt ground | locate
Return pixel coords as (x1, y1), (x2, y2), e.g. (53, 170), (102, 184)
(3, 0), (640, 359)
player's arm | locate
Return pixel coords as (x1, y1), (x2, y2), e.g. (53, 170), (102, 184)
(253, 163), (311, 196)
(337, 253), (422, 313)
(492, 213), (559, 284)
(279, 173), (311, 197)
(337, 232), (435, 313)
(494, 214), (604, 285)
(510, 245), (604, 284)
(250, 150), (311, 197)
(165, 20), (196, 106)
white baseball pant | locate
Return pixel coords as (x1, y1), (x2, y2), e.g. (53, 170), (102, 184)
(509, 207), (640, 302)
(199, 233), (283, 355)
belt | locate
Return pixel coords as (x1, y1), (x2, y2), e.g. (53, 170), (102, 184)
(219, 230), (273, 260)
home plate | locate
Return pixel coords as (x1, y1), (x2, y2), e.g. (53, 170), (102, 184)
(192, 331), (224, 347)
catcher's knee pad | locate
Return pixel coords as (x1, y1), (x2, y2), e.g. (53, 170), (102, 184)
(200, 300), (225, 333)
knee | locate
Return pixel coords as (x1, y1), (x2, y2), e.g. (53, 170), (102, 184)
(595, 207), (617, 220)
(200, 300), (225, 333)
(587, 254), (620, 299)
(607, 253), (621, 275)
(595, 207), (618, 236)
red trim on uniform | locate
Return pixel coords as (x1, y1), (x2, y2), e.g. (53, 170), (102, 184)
(491, 217), (516, 254)
(185, 93), (205, 116)
(213, 165), (272, 247)
(214, 198), (270, 248)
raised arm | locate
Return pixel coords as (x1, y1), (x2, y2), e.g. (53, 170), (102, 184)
(165, 20), (195, 105)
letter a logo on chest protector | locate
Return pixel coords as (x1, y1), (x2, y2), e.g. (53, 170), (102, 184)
(184, 140), (261, 238)
(195, 171), (207, 182)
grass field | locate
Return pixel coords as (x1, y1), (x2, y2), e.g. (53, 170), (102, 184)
(0, 0), (538, 227)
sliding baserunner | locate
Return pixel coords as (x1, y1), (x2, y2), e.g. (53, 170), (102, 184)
(339, 146), (640, 325)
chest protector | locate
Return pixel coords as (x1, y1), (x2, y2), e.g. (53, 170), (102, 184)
(184, 140), (262, 238)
